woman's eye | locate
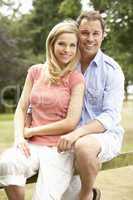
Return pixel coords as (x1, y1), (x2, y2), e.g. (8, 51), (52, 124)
(71, 43), (76, 47)
(82, 32), (88, 35)
(58, 42), (65, 46)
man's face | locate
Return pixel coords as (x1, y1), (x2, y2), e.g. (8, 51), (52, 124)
(79, 19), (104, 58)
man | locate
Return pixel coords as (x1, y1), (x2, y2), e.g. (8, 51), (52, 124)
(59, 11), (125, 200)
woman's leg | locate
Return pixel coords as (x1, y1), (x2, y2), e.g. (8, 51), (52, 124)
(5, 186), (25, 200)
(0, 144), (40, 200)
(32, 147), (74, 200)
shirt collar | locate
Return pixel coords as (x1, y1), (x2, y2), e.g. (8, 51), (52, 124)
(76, 49), (103, 72)
(92, 49), (103, 67)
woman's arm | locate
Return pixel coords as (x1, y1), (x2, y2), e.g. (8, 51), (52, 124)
(14, 76), (33, 156)
(24, 83), (84, 138)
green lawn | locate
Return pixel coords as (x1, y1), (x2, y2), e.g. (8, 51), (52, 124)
(121, 101), (133, 152)
(0, 101), (133, 151)
(0, 101), (133, 199)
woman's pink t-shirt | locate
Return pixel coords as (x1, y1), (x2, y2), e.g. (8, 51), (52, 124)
(27, 64), (84, 146)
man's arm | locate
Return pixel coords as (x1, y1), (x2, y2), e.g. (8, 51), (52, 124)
(95, 67), (124, 131)
(57, 66), (124, 152)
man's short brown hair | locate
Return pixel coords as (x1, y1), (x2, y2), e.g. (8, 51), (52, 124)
(77, 11), (105, 33)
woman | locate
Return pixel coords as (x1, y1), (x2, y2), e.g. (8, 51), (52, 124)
(0, 20), (84, 200)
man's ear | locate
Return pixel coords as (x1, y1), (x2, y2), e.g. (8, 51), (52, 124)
(101, 32), (106, 41)
(103, 26), (109, 39)
(103, 31), (107, 39)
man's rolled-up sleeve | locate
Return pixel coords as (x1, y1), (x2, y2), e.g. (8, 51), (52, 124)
(95, 67), (125, 131)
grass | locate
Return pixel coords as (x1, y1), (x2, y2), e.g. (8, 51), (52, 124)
(0, 113), (13, 121)
(0, 121), (13, 149)
(0, 101), (133, 199)
(121, 101), (133, 152)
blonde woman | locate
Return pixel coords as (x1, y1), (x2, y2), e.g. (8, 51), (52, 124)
(0, 20), (84, 200)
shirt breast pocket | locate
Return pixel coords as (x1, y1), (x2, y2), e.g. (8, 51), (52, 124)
(86, 87), (102, 107)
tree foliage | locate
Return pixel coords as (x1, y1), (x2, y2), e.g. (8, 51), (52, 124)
(1, 0), (133, 109)
(0, 17), (19, 84)
(59, 0), (81, 19)
(0, 0), (82, 112)
(28, 0), (81, 55)
(90, 0), (133, 98)
(28, 0), (64, 55)
(0, 0), (12, 6)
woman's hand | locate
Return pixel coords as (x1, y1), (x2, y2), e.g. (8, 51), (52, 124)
(57, 131), (79, 153)
(15, 138), (31, 158)
(24, 127), (33, 139)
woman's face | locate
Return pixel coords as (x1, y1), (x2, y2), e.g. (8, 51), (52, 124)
(53, 32), (78, 68)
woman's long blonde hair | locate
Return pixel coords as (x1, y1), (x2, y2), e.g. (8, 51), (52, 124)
(45, 20), (80, 83)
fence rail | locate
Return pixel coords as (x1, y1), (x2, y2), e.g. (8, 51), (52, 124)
(26, 151), (133, 184)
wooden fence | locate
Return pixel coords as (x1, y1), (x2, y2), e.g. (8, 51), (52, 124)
(26, 151), (133, 184)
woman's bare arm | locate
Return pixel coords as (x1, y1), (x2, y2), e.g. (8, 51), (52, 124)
(14, 76), (33, 156)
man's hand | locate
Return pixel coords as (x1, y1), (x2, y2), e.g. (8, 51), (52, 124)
(57, 132), (79, 153)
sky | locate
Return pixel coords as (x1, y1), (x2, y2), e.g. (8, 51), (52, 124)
(0, 0), (33, 16)
(0, 0), (93, 16)
(82, 0), (93, 11)
(15, 0), (33, 14)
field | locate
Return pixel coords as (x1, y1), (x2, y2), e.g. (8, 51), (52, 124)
(0, 101), (133, 199)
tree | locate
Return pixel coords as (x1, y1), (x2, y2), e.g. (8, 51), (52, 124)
(90, 0), (133, 99)
(0, 0), (12, 6)
(28, 0), (81, 55)
(59, 0), (81, 19)
(0, 15), (33, 112)
(0, 17), (18, 84)
(27, 0), (63, 55)
(0, 0), (82, 112)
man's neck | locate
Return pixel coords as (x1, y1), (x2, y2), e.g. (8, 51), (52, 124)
(80, 54), (95, 73)
(80, 61), (89, 74)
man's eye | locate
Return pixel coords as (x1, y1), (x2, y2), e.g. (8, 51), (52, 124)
(80, 31), (89, 37)
(93, 32), (100, 36)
